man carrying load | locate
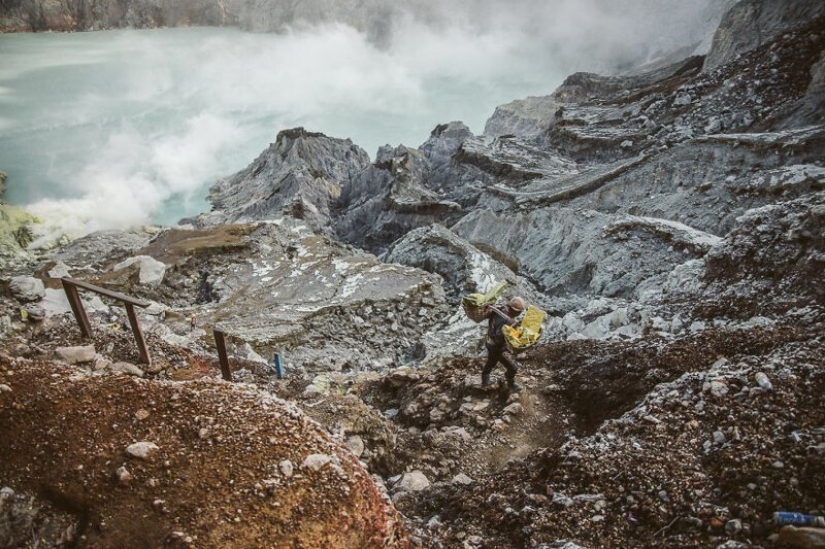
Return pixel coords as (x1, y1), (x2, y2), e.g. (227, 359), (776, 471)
(482, 296), (526, 393)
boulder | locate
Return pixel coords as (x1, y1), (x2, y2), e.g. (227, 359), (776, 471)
(8, 276), (45, 302)
(396, 470), (430, 492)
(302, 453), (333, 471)
(54, 345), (96, 364)
(125, 441), (160, 460)
(0, 360), (408, 547)
(109, 362), (146, 378)
(113, 255), (167, 286)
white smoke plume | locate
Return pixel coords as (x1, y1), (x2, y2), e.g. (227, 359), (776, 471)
(0, 0), (732, 241)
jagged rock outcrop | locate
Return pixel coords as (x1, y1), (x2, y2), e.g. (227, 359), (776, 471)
(418, 122), (473, 171)
(484, 55), (705, 139)
(333, 144), (461, 254)
(383, 224), (539, 304)
(700, 191), (825, 313)
(0, 0), (238, 31)
(188, 128), (371, 235)
(448, 208), (717, 300)
(703, 0), (825, 71)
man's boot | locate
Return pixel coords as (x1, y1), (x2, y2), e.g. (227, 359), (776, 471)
(508, 380), (524, 393)
(481, 373), (497, 387)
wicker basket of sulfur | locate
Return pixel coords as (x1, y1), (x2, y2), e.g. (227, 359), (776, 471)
(503, 306), (547, 354)
(461, 281), (508, 323)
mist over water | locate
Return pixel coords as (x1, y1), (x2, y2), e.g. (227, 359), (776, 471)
(0, 1), (728, 238)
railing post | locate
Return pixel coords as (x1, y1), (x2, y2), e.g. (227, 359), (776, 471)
(124, 303), (151, 365)
(62, 278), (93, 338)
(213, 329), (233, 382)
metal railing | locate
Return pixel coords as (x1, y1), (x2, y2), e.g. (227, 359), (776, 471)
(62, 278), (273, 382)
(61, 277), (152, 365)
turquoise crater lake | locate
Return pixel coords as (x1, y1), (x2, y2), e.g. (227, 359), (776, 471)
(0, 26), (561, 231)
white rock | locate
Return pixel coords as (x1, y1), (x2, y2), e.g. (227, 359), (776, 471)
(109, 362), (145, 377)
(279, 460), (294, 478)
(689, 321), (707, 333)
(9, 276), (45, 302)
(710, 381), (729, 398)
(302, 453), (332, 471)
(452, 473), (474, 485)
(55, 345), (96, 364)
(126, 441), (159, 460)
(503, 403), (524, 416)
(396, 470), (430, 492)
(47, 261), (71, 279)
(116, 465), (133, 484)
(673, 92), (692, 106)
(39, 288), (72, 317)
(0, 384), (11, 393)
(552, 492), (573, 507)
(113, 255), (167, 286)
(345, 435), (365, 458)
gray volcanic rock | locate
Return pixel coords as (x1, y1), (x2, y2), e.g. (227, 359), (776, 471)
(484, 55), (704, 140)
(8, 275), (45, 302)
(703, 0), (825, 72)
(45, 229), (157, 269)
(333, 144), (461, 254)
(0, 0), (238, 32)
(450, 208), (718, 300)
(470, 20), (825, 244)
(383, 224), (540, 304)
(424, 132), (581, 214)
(89, 222), (450, 373)
(702, 190), (825, 313)
(418, 121), (473, 170)
(190, 128), (371, 235)
(484, 96), (561, 139)
(563, 128), (825, 237)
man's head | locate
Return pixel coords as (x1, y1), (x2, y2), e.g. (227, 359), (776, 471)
(508, 296), (526, 313)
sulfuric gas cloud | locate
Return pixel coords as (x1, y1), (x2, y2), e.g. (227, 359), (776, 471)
(0, 0), (731, 241)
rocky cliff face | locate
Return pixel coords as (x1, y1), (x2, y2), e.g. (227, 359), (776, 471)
(2, 1), (825, 548)
(0, 0), (237, 31)
(185, 128), (371, 236)
(703, 0), (825, 71)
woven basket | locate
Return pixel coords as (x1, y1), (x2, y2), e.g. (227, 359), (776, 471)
(462, 301), (490, 323)
(505, 326), (543, 355)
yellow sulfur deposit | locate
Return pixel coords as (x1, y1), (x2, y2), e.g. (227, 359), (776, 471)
(503, 306), (547, 350)
(462, 280), (508, 308)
